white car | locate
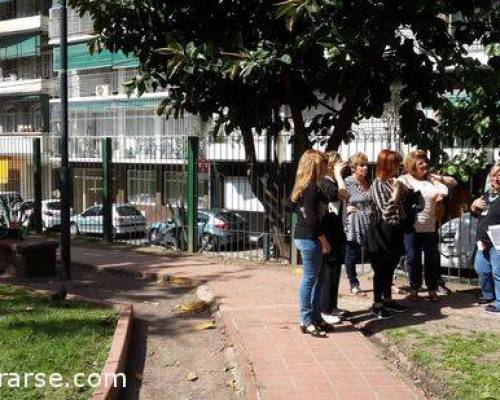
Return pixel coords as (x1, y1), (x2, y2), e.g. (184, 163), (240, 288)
(70, 203), (147, 238)
(42, 199), (74, 231)
(439, 212), (478, 270)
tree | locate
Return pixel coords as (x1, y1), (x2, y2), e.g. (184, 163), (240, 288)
(70, 0), (497, 257)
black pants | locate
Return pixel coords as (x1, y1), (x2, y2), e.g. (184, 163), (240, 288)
(370, 251), (399, 303)
(318, 257), (342, 313)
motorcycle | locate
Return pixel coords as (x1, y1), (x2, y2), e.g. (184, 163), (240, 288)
(148, 199), (188, 251)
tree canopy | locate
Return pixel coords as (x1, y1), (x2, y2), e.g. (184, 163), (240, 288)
(71, 0), (497, 156)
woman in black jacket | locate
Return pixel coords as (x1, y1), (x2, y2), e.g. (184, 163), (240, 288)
(289, 149), (336, 337)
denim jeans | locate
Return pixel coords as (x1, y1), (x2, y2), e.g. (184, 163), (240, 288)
(404, 232), (440, 291)
(294, 239), (323, 325)
(344, 241), (361, 288)
(474, 247), (500, 308)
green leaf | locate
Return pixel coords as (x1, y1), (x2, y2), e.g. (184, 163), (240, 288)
(446, 166), (457, 176)
(280, 54), (292, 64)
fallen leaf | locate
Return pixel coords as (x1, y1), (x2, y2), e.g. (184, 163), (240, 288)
(179, 300), (209, 313)
(293, 267), (303, 276)
(226, 378), (238, 391)
(187, 371), (198, 382)
(195, 320), (216, 330)
(169, 276), (193, 286)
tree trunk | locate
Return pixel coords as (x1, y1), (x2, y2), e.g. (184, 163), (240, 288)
(326, 75), (366, 151)
(240, 124), (291, 260)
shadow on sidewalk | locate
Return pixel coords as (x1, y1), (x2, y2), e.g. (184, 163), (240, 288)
(347, 287), (481, 336)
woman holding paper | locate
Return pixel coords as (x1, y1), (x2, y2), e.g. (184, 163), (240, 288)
(472, 163), (500, 314)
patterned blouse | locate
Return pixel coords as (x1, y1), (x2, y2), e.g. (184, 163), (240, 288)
(344, 175), (372, 247)
(370, 178), (405, 226)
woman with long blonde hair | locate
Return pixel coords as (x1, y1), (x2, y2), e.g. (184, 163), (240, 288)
(289, 149), (333, 337)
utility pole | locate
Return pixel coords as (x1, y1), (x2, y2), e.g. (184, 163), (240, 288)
(60, 0), (71, 280)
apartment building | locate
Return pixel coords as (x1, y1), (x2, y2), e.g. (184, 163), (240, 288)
(0, 0), (51, 198)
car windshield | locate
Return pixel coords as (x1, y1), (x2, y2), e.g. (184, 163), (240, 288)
(46, 202), (61, 210)
(116, 206), (142, 216)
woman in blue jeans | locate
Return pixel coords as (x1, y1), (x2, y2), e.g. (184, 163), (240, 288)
(289, 149), (334, 337)
(472, 163), (500, 314)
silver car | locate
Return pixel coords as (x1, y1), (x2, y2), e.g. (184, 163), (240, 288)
(70, 203), (147, 238)
(439, 212), (478, 270)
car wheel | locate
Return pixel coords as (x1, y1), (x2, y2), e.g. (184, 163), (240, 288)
(70, 223), (79, 236)
(148, 229), (159, 244)
(112, 227), (118, 240)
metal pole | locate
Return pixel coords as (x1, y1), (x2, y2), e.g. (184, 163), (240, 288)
(33, 138), (42, 233)
(187, 136), (199, 252)
(102, 138), (113, 243)
(60, 0), (71, 280)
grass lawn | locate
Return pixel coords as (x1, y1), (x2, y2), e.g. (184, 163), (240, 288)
(386, 326), (500, 400)
(0, 285), (118, 400)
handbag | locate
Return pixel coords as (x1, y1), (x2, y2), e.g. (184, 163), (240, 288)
(401, 189), (425, 233)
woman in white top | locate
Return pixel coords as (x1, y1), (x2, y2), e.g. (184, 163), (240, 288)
(398, 150), (457, 301)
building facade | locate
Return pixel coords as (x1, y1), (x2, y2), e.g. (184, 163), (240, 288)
(0, 0), (51, 199)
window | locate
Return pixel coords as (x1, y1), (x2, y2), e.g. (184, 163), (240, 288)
(163, 170), (209, 208)
(127, 169), (156, 205)
(82, 205), (101, 217)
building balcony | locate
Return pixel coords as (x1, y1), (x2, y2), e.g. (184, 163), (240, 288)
(0, 55), (51, 95)
(48, 6), (93, 43)
(0, 0), (50, 36)
(50, 68), (138, 98)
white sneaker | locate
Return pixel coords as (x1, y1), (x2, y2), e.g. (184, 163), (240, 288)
(321, 312), (341, 324)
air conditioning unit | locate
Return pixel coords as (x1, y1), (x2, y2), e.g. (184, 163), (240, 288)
(95, 84), (110, 97)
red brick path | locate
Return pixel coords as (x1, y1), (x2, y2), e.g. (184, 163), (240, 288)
(71, 246), (424, 400)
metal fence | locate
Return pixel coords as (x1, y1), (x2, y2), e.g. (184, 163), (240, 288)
(0, 131), (493, 279)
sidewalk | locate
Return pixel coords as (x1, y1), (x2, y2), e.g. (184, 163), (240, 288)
(71, 246), (424, 400)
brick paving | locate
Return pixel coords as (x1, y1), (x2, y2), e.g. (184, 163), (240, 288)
(71, 246), (424, 400)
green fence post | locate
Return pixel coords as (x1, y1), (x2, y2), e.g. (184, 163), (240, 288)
(101, 138), (113, 243)
(33, 138), (42, 233)
(187, 136), (199, 253)
(291, 213), (298, 266)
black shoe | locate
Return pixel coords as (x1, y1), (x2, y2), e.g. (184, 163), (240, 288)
(478, 298), (495, 305)
(302, 324), (328, 337)
(371, 305), (393, 319)
(485, 305), (500, 315)
(437, 284), (452, 296)
(384, 301), (408, 313)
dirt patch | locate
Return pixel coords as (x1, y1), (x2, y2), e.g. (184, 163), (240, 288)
(337, 274), (500, 400)
(0, 266), (242, 400)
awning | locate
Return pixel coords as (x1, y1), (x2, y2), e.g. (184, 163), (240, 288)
(53, 42), (139, 71)
(0, 33), (40, 60)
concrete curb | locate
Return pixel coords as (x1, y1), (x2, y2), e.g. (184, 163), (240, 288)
(91, 304), (134, 400)
(220, 314), (260, 400)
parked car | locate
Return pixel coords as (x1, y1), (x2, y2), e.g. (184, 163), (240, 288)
(70, 203), (147, 238)
(41, 199), (75, 230)
(149, 208), (249, 251)
(439, 212), (478, 269)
